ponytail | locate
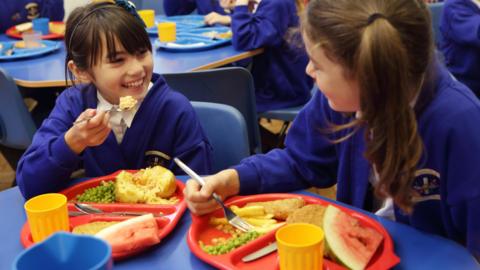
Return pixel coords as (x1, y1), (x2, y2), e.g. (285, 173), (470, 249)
(357, 15), (423, 212)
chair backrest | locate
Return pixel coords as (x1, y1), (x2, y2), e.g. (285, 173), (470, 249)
(191, 101), (250, 172)
(0, 68), (36, 150)
(428, 2), (445, 46)
(130, 0), (165, 14)
(163, 67), (262, 154)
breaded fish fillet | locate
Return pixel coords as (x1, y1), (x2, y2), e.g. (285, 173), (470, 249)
(286, 204), (327, 228)
(245, 198), (305, 220)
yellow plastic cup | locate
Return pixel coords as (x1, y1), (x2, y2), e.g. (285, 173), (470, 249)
(158, 22), (176, 43)
(138, 9), (155, 28)
(276, 223), (324, 270)
(24, 193), (70, 243)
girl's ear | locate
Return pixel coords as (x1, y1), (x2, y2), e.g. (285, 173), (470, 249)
(67, 60), (92, 83)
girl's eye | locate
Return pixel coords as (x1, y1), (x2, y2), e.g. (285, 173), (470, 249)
(136, 50), (148, 57)
(109, 57), (124, 63)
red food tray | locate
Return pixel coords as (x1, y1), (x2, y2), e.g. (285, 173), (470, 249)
(187, 194), (400, 270)
(6, 21), (64, 39)
(20, 170), (187, 260)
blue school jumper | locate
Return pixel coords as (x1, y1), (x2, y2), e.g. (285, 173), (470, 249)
(440, 0), (480, 96)
(163, 0), (226, 16)
(234, 64), (480, 257)
(17, 74), (213, 199)
(0, 0), (64, 32)
(230, 0), (312, 112)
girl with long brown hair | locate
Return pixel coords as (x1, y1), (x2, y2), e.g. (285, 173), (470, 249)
(184, 0), (480, 258)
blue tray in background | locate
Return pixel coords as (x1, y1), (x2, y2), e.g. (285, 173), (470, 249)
(147, 15), (206, 36)
(0, 40), (60, 60)
(161, 15), (205, 27)
(154, 34), (231, 52)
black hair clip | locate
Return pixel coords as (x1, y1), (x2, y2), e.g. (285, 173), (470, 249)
(366, 13), (387, 26)
(115, 0), (146, 27)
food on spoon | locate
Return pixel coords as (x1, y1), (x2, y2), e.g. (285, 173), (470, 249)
(245, 198), (305, 220)
(96, 213), (160, 253)
(72, 221), (119, 235)
(323, 205), (383, 270)
(119, 95), (137, 110)
(115, 166), (178, 204)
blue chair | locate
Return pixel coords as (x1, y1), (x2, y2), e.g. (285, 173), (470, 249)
(191, 101), (250, 172)
(0, 68), (36, 172)
(163, 67), (262, 154)
(130, 0), (165, 14)
(428, 2), (445, 46)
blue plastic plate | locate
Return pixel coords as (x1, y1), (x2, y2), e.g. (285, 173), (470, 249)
(154, 34), (231, 52)
(0, 40), (60, 60)
(184, 26), (232, 40)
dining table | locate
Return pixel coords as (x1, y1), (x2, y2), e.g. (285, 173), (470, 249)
(0, 34), (262, 88)
(0, 176), (478, 270)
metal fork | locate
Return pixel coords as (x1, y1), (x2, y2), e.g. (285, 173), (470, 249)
(73, 107), (122, 125)
(174, 157), (253, 232)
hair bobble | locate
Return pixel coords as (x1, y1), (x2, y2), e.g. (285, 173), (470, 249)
(114, 0), (146, 27)
(366, 13), (387, 26)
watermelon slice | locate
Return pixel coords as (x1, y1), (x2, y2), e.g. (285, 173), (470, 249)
(96, 214), (160, 253)
(323, 205), (383, 270)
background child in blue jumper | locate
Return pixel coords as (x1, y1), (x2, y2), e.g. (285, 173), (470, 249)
(163, 0), (227, 16)
(16, 1), (213, 199)
(0, 0), (64, 32)
(184, 0), (480, 259)
(205, 0), (313, 113)
(439, 0), (480, 97)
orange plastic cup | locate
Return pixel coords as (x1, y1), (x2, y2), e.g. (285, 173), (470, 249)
(138, 9), (155, 28)
(275, 223), (324, 270)
(24, 193), (70, 243)
(158, 22), (176, 43)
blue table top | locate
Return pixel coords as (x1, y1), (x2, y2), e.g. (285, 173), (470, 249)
(0, 34), (261, 88)
(1, 176), (478, 270)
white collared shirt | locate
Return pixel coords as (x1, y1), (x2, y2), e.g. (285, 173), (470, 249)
(252, 0), (262, 13)
(96, 82), (153, 143)
(473, 0), (480, 9)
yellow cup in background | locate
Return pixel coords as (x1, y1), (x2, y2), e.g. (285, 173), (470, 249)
(276, 223), (324, 270)
(138, 9), (155, 28)
(24, 193), (70, 243)
(158, 22), (176, 43)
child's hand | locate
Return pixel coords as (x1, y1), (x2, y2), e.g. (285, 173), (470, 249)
(184, 169), (240, 215)
(65, 109), (111, 154)
(204, 12), (232, 26)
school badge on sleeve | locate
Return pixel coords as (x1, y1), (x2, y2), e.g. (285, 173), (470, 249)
(412, 168), (441, 202)
(145, 150), (171, 168)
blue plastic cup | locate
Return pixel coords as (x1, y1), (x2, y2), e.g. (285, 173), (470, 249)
(13, 232), (113, 270)
(32, 17), (49, 35)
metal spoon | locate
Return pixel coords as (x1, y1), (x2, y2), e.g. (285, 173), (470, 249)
(74, 202), (164, 217)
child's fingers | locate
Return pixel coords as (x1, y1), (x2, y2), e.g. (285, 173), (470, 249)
(74, 109), (96, 124)
(86, 124), (111, 146)
(86, 110), (107, 128)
